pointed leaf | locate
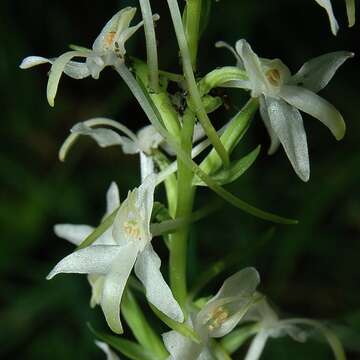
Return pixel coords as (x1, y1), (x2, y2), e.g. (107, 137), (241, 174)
(194, 146), (260, 186)
(89, 324), (157, 360)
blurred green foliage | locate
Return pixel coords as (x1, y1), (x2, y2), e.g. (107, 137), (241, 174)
(1, 0), (360, 359)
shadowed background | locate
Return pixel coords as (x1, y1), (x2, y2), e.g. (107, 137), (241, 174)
(1, 0), (360, 359)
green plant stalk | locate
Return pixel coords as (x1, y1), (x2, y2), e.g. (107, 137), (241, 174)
(169, 109), (196, 310)
(121, 289), (168, 359)
(184, 0), (202, 70)
(166, 0), (230, 167)
(139, 0), (159, 92)
(153, 150), (178, 217)
(151, 92), (181, 139)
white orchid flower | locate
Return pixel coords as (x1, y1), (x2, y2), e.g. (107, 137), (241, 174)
(243, 299), (307, 360)
(221, 39), (353, 181)
(95, 341), (121, 360)
(19, 7), (158, 106)
(163, 268), (260, 360)
(59, 117), (206, 181)
(243, 298), (345, 360)
(314, 0), (356, 35)
(47, 175), (183, 334)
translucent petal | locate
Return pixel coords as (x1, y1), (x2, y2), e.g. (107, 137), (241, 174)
(136, 125), (163, 153)
(140, 152), (155, 182)
(280, 85), (346, 140)
(47, 50), (88, 106)
(112, 175), (155, 248)
(46, 245), (122, 279)
(19, 56), (51, 69)
(92, 7), (136, 53)
(346, 0), (356, 27)
(244, 330), (269, 360)
(135, 244), (183, 322)
(63, 61), (90, 79)
(193, 122), (206, 143)
(116, 20), (145, 56)
(106, 182), (120, 215)
(95, 341), (121, 360)
(198, 347), (215, 360)
(60, 118), (139, 161)
(197, 268), (260, 337)
(266, 97), (310, 182)
(235, 39), (269, 97)
(259, 96), (280, 155)
(215, 41), (244, 68)
(314, 0), (339, 35)
(88, 274), (105, 308)
(101, 243), (139, 334)
(162, 330), (203, 360)
(71, 123), (137, 151)
(291, 51), (354, 93)
(54, 224), (94, 246)
(137, 174), (156, 236)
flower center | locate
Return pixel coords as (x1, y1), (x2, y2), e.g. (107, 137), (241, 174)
(123, 220), (141, 239)
(104, 31), (116, 48)
(207, 306), (229, 331)
(266, 68), (281, 87)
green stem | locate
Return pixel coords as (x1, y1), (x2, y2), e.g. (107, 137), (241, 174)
(169, 109), (196, 310)
(139, 0), (159, 91)
(184, 0), (202, 70)
(153, 150), (178, 217)
(166, 0), (230, 167)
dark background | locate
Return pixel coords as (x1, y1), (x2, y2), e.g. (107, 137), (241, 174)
(1, 0), (360, 359)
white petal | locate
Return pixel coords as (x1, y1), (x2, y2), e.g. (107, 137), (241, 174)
(54, 224), (94, 246)
(259, 96), (280, 155)
(88, 274), (105, 308)
(235, 39), (269, 97)
(47, 50), (88, 106)
(346, 0), (356, 27)
(291, 52), (354, 93)
(140, 152), (155, 182)
(135, 244), (184, 322)
(71, 123), (135, 149)
(137, 125), (163, 153)
(63, 61), (90, 79)
(106, 182), (120, 215)
(197, 267), (260, 337)
(265, 97), (310, 181)
(101, 243), (139, 334)
(162, 331), (203, 360)
(112, 175), (155, 248)
(92, 7), (136, 53)
(314, 0), (339, 35)
(193, 122), (206, 143)
(46, 245), (122, 279)
(244, 330), (269, 360)
(95, 341), (121, 360)
(19, 56), (51, 69)
(280, 85), (346, 140)
(137, 174), (157, 236)
(198, 347), (215, 360)
(215, 41), (244, 68)
(116, 20), (145, 56)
